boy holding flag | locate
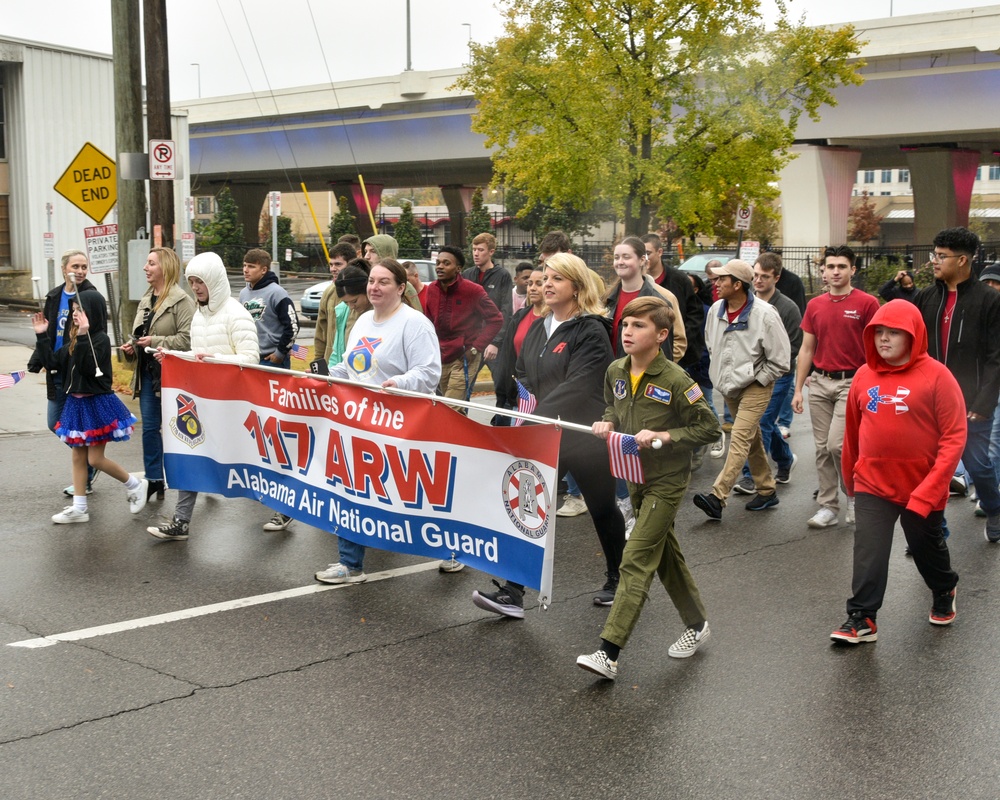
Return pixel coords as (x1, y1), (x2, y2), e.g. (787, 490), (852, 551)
(579, 297), (721, 680)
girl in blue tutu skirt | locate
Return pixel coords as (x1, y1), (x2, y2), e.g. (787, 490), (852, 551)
(31, 291), (150, 524)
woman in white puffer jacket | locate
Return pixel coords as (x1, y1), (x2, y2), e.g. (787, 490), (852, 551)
(146, 251), (259, 541)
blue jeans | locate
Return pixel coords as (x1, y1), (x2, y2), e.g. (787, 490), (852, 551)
(565, 472), (581, 497)
(262, 354), (291, 369)
(991, 401), (1000, 485)
(742, 373), (794, 481)
(338, 536), (367, 571)
(965, 418), (1000, 516)
(139, 378), (163, 481)
(776, 376), (795, 430)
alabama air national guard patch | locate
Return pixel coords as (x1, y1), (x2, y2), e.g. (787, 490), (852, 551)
(684, 383), (704, 404)
(613, 378), (628, 400)
(644, 384), (672, 404)
(169, 392), (206, 448)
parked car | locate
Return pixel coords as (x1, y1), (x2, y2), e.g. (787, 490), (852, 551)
(676, 252), (737, 277)
(299, 259), (436, 319)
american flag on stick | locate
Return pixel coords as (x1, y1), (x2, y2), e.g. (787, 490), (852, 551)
(0, 371), (26, 390)
(291, 344), (310, 361)
(513, 379), (537, 427)
(607, 432), (645, 483)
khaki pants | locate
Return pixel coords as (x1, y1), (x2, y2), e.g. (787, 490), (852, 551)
(807, 373), (852, 512)
(439, 356), (472, 401)
(713, 381), (775, 503)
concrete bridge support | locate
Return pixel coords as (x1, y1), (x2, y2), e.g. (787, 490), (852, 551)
(778, 144), (861, 250)
(440, 185), (476, 248)
(226, 183), (268, 248)
(906, 148), (980, 247)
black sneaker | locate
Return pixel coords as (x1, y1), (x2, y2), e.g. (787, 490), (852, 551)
(693, 493), (723, 520)
(472, 581), (524, 619)
(775, 454), (798, 484)
(147, 517), (190, 541)
(732, 476), (756, 495)
(745, 493), (779, 511)
(830, 613), (877, 644)
(593, 574), (619, 606)
(929, 588), (956, 625)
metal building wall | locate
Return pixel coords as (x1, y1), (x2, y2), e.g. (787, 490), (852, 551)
(5, 39), (115, 295)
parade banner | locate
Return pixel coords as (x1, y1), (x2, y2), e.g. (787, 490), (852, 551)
(160, 357), (562, 600)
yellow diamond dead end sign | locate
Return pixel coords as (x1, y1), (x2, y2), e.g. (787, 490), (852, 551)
(54, 142), (118, 224)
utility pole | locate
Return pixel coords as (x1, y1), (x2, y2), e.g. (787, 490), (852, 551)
(111, 0), (145, 339)
(143, 0), (174, 248)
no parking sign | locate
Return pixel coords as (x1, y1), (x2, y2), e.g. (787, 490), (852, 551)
(149, 139), (176, 180)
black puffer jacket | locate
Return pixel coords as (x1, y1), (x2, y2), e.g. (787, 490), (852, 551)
(30, 289), (113, 397)
(27, 279), (100, 400)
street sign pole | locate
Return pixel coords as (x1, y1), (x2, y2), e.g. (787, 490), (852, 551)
(45, 202), (55, 291)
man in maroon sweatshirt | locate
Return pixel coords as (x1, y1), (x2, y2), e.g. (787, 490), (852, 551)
(423, 245), (503, 403)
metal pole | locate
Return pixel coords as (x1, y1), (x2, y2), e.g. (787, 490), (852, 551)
(405, 0), (412, 71)
(270, 192), (279, 275)
(191, 62), (201, 98)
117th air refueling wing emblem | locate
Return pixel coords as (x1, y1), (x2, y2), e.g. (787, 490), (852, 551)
(169, 393), (206, 448)
(502, 460), (551, 539)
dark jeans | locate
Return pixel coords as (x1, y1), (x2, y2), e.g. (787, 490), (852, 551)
(139, 378), (163, 481)
(742, 372), (794, 481)
(847, 492), (958, 616)
(963, 418), (1000, 516)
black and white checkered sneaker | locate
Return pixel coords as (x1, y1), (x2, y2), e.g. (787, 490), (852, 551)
(668, 621), (711, 659)
(576, 649), (618, 680)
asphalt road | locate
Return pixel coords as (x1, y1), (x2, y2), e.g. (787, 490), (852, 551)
(1, 338), (999, 799)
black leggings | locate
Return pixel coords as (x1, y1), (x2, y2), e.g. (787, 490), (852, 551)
(510, 432), (626, 591)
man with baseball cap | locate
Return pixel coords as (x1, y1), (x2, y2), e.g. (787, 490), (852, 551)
(693, 260), (791, 520)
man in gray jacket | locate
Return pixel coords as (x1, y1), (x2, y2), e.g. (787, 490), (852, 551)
(693, 260), (791, 520)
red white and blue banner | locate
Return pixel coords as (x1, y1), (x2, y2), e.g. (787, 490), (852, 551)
(160, 356), (562, 599)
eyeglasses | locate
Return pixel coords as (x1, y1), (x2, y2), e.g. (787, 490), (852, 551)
(929, 252), (961, 263)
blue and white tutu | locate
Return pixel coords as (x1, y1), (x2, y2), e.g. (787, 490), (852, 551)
(56, 393), (136, 446)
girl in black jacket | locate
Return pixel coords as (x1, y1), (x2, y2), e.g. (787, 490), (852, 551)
(31, 291), (149, 524)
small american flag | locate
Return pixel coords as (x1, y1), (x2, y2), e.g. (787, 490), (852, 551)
(291, 344), (310, 361)
(0, 371), (26, 390)
(607, 432), (645, 484)
(513, 379), (537, 427)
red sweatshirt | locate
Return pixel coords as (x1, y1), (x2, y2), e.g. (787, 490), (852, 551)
(422, 274), (504, 363)
(841, 299), (967, 518)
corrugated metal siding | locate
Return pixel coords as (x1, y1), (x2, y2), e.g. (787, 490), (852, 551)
(7, 42), (114, 292)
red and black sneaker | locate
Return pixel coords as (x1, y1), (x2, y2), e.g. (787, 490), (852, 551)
(929, 588), (957, 626)
(830, 613), (878, 645)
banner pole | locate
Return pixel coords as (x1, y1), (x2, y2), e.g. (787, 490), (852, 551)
(149, 349), (593, 434)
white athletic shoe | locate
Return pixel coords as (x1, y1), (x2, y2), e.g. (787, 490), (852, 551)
(126, 478), (149, 514)
(53, 506), (89, 524)
(709, 433), (726, 459)
(808, 508), (839, 528)
(557, 495), (588, 517)
(845, 497), (856, 525)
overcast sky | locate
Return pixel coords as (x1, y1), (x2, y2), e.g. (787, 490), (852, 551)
(1, 0), (996, 100)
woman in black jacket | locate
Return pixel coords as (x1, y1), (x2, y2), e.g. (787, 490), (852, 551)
(26, 249), (100, 494)
(473, 254), (627, 617)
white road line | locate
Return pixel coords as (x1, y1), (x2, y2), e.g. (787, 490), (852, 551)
(7, 561), (442, 649)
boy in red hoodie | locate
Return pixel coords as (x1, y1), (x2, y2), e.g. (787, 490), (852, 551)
(831, 300), (967, 645)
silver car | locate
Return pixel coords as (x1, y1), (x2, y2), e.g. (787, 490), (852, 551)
(299, 258), (436, 319)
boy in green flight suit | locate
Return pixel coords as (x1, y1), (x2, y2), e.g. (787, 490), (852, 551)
(578, 297), (721, 680)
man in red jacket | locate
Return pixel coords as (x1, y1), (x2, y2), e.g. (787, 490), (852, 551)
(423, 245), (503, 402)
(831, 300), (966, 645)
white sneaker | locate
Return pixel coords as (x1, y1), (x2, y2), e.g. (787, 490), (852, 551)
(439, 556), (465, 573)
(808, 507), (839, 528)
(557, 495), (588, 517)
(53, 506), (89, 524)
(263, 512), (293, 531)
(709, 433), (726, 458)
(125, 478), (149, 514)
(845, 497), (856, 525)
(314, 563), (367, 584)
